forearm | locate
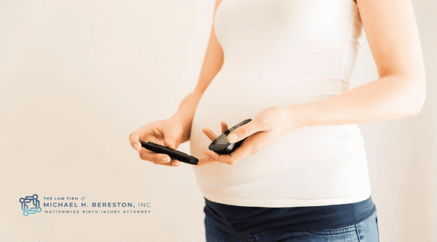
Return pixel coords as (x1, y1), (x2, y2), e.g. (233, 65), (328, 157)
(288, 75), (426, 129)
(171, 91), (203, 143)
(171, 8), (224, 143)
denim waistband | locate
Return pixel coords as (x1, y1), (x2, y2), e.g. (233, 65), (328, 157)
(203, 196), (377, 233)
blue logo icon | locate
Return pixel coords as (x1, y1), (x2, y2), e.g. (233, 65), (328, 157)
(20, 194), (42, 216)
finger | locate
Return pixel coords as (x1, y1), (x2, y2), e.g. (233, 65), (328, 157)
(202, 127), (218, 141)
(129, 131), (141, 152)
(222, 136), (254, 164)
(202, 121), (230, 143)
(167, 159), (181, 167)
(136, 136), (161, 152)
(140, 136), (182, 166)
(203, 149), (237, 165)
(153, 137), (181, 166)
(139, 147), (179, 165)
(196, 155), (219, 167)
(204, 134), (255, 165)
(164, 138), (176, 150)
(221, 121), (229, 133)
(151, 136), (165, 146)
(152, 156), (181, 167)
(129, 123), (159, 152)
(162, 123), (179, 150)
(158, 158), (181, 167)
(227, 119), (262, 143)
(139, 149), (172, 164)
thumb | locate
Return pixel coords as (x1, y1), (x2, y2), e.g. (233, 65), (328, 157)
(227, 120), (259, 143)
(162, 118), (181, 149)
(164, 136), (176, 150)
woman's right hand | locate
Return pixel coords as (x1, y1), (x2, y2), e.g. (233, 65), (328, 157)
(129, 115), (187, 167)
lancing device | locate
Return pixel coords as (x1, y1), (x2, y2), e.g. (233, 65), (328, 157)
(140, 141), (199, 165)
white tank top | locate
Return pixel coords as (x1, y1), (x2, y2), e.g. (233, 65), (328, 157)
(189, 0), (371, 207)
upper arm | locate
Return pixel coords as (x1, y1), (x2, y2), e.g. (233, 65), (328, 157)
(356, 0), (426, 82)
(193, 0), (224, 95)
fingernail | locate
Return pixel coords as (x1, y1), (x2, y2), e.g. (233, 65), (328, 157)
(168, 141), (175, 147)
(162, 156), (171, 163)
(229, 133), (238, 142)
(134, 144), (140, 151)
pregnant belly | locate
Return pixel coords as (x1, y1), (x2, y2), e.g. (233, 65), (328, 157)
(189, 60), (350, 155)
(188, 63), (365, 190)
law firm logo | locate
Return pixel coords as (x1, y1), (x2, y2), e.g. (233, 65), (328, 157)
(20, 194), (42, 216)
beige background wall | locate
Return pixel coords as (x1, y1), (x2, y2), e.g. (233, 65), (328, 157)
(0, 0), (435, 241)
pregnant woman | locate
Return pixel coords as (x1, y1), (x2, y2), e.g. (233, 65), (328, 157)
(129, 0), (426, 241)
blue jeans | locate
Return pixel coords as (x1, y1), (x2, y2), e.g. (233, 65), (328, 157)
(204, 207), (379, 242)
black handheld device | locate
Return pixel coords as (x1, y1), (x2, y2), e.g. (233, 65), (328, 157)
(140, 141), (199, 165)
(208, 119), (252, 154)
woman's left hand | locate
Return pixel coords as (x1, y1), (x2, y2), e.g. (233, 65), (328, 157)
(196, 105), (303, 166)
